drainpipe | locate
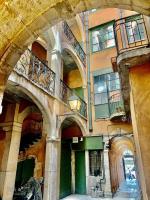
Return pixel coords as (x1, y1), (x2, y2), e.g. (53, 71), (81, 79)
(84, 11), (93, 132)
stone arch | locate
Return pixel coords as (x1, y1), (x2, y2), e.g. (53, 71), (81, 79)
(110, 135), (135, 154)
(62, 42), (86, 87)
(58, 114), (87, 138)
(7, 78), (52, 137)
(109, 135), (136, 193)
(0, 0), (149, 92)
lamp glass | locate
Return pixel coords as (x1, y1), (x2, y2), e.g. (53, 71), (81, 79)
(68, 95), (81, 111)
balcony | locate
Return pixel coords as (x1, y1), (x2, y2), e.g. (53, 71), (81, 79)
(14, 49), (55, 95)
(63, 21), (86, 67)
(60, 80), (87, 118)
(114, 14), (149, 55)
(111, 15), (150, 116)
(109, 92), (125, 120)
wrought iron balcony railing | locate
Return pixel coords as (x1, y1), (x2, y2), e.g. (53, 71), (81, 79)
(63, 21), (86, 67)
(114, 15), (149, 54)
(109, 92), (125, 120)
(14, 49), (55, 95)
(60, 80), (87, 118)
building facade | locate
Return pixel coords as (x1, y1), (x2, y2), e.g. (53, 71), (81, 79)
(0, 3), (150, 200)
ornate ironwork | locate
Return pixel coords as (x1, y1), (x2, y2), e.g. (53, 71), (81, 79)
(63, 21), (86, 67)
(109, 91), (125, 119)
(60, 80), (87, 118)
(114, 15), (149, 54)
(14, 49), (55, 95)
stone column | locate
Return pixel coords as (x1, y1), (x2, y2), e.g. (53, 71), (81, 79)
(0, 122), (22, 200)
(43, 137), (61, 200)
(47, 26), (62, 99)
(103, 137), (112, 197)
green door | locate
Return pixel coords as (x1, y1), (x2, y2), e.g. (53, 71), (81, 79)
(15, 158), (35, 188)
(75, 151), (86, 194)
(60, 141), (72, 199)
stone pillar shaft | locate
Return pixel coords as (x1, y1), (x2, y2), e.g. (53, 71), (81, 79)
(43, 139), (61, 200)
(103, 149), (112, 197)
(0, 122), (22, 200)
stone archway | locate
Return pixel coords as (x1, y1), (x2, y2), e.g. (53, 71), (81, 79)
(59, 115), (86, 198)
(109, 136), (136, 194)
(0, 0), (149, 76)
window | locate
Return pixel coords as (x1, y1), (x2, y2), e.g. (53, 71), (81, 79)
(94, 72), (123, 119)
(91, 22), (115, 52)
(89, 150), (102, 176)
(125, 15), (145, 44)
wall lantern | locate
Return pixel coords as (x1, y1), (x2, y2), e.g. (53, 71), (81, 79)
(68, 95), (81, 112)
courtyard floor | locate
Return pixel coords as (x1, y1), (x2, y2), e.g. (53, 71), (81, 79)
(61, 194), (136, 200)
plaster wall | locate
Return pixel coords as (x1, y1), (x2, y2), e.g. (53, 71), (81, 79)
(129, 62), (150, 198)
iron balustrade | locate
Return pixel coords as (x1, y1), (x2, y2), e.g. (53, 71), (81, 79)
(109, 91), (125, 119)
(60, 80), (87, 118)
(114, 15), (149, 54)
(63, 21), (86, 67)
(14, 49), (55, 95)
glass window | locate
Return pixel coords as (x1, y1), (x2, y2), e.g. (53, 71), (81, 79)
(91, 22), (115, 52)
(94, 72), (122, 118)
(125, 15), (145, 43)
(89, 150), (102, 176)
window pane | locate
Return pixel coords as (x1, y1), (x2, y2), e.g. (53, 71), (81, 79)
(126, 15), (145, 43)
(95, 93), (108, 105)
(93, 44), (99, 52)
(91, 23), (115, 51)
(94, 75), (107, 93)
(107, 73), (119, 80)
(89, 150), (102, 176)
(108, 79), (120, 91)
(95, 104), (109, 118)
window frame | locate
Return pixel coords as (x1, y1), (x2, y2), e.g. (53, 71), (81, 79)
(90, 21), (116, 53)
(89, 150), (103, 177)
(125, 14), (146, 44)
(93, 72), (122, 119)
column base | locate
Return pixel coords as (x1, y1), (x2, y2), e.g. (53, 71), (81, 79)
(104, 191), (113, 198)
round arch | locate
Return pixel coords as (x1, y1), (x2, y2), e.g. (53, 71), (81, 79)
(58, 114), (87, 138)
(7, 79), (52, 136)
(62, 42), (86, 87)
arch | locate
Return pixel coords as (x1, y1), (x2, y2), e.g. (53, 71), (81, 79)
(7, 77), (53, 137)
(58, 114), (87, 138)
(0, 0), (149, 80)
(110, 135), (135, 154)
(61, 42), (86, 87)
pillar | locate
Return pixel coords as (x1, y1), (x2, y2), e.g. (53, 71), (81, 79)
(103, 137), (112, 197)
(0, 121), (22, 200)
(43, 137), (61, 200)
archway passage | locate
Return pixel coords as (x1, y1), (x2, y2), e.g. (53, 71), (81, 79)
(60, 118), (86, 199)
(109, 136), (140, 199)
(0, 84), (46, 200)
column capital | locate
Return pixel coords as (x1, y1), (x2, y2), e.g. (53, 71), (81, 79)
(46, 136), (60, 143)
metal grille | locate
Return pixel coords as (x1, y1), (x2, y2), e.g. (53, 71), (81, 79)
(60, 80), (87, 118)
(63, 21), (86, 67)
(14, 49), (55, 95)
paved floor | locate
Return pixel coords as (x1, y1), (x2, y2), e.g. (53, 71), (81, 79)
(61, 179), (140, 200)
(61, 194), (136, 200)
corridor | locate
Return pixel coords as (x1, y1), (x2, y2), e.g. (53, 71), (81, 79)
(61, 179), (140, 200)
